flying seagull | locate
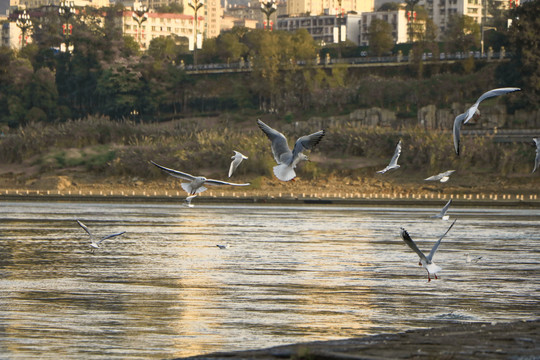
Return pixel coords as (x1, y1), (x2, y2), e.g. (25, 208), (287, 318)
(151, 161), (250, 195)
(532, 138), (540, 173)
(183, 195), (197, 207)
(400, 220), (456, 282)
(216, 244), (230, 249)
(425, 170), (456, 183)
(376, 140), (402, 174)
(453, 87), (521, 156)
(257, 119), (325, 181)
(430, 199), (452, 220)
(229, 151), (248, 177)
(76, 220), (125, 251)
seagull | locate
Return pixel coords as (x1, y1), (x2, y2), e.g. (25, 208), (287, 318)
(400, 220), (456, 282)
(465, 253), (483, 264)
(216, 244), (229, 249)
(425, 170), (456, 183)
(532, 138), (540, 173)
(257, 119), (325, 181)
(229, 151), (248, 177)
(151, 161), (250, 195)
(376, 140), (402, 174)
(183, 195), (197, 207)
(76, 220), (126, 251)
(453, 87), (521, 156)
(430, 199), (452, 220)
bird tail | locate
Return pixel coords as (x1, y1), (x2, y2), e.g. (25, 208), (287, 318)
(273, 164), (296, 182)
(181, 183), (207, 195)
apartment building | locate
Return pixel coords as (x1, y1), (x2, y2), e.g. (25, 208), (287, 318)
(140, 0), (222, 38)
(287, 0), (374, 16)
(358, 9), (409, 45)
(123, 10), (202, 49)
(276, 13), (363, 45)
(9, 0), (109, 10)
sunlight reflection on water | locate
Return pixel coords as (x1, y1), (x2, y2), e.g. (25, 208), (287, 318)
(0, 201), (538, 359)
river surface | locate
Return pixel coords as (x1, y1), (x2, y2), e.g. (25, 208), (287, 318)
(0, 201), (538, 359)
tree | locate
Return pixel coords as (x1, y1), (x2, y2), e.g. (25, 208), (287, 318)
(443, 14), (480, 53)
(368, 19), (394, 57)
(497, 0), (540, 109)
(216, 31), (247, 63)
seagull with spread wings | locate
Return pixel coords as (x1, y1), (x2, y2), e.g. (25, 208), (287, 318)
(453, 87), (521, 156)
(430, 199), (452, 220)
(151, 161), (250, 195)
(257, 119), (325, 181)
(76, 220), (126, 251)
(376, 140), (402, 174)
(400, 220), (456, 282)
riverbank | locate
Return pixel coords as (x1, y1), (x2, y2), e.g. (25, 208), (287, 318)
(177, 319), (539, 360)
(0, 172), (538, 206)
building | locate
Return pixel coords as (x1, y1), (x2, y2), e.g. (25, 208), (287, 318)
(123, 10), (202, 49)
(223, 1), (286, 29)
(1, 21), (29, 48)
(9, 0), (109, 10)
(221, 15), (258, 31)
(140, 0), (222, 38)
(286, 0), (375, 17)
(276, 13), (362, 45)
(358, 9), (409, 46)
(418, 0), (519, 34)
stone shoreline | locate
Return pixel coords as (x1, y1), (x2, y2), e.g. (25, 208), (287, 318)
(176, 319), (540, 360)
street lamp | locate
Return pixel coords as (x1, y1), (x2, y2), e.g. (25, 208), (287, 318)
(188, 0), (204, 66)
(15, 10), (33, 49)
(260, 0), (276, 30)
(59, 0), (75, 53)
(132, 5), (148, 49)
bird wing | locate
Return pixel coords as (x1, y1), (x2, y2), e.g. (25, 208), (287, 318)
(425, 173), (442, 181)
(204, 179), (250, 187)
(427, 219), (456, 261)
(150, 161), (196, 181)
(290, 130), (325, 166)
(76, 220), (91, 236)
(400, 228), (429, 263)
(464, 87), (522, 124)
(453, 113), (466, 156)
(229, 157), (242, 177)
(257, 119), (292, 164)
(439, 199), (452, 216)
(441, 170), (456, 177)
(388, 140), (402, 167)
(97, 231), (126, 245)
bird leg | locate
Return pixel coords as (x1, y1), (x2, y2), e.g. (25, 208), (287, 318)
(434, 274), (438, 280)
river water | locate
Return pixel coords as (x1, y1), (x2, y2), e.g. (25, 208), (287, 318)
(0, 201), (538, 359)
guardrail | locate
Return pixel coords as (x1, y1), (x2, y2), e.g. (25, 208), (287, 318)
(181, 51), (510, 74)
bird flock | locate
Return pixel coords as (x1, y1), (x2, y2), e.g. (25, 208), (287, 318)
(74, 87), (536, 281)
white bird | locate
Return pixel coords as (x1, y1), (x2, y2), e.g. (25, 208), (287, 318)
(425, 170), (456, 183)
(465, 253), (483, 264)
(400, 220), (456, 282)
(76, 220), (125, 251)
(151, 161), (250, 195)
(532, 138), (540, 173)
(453, 87), (521, 156)
(229, 151), (248, 177)
(216, 244), (229, 249)
(257, 119), (325, 182)
(183, 195), (197, 207)
(376, 140), (402, 174)
(430, 199), (452, 220)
